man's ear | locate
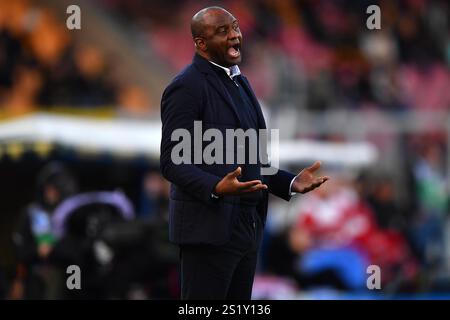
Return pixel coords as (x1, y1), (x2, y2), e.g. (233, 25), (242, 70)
(194, 38), (207, 51)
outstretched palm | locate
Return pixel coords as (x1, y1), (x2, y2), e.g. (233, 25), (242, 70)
(291, 161), (329, 194)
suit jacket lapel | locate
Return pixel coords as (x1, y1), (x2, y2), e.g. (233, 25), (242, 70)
(239, 75), (267, 130)
(193, 54), (243, 127)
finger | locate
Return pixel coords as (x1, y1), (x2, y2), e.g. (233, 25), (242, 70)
(302, 180), (324, 193)
(311, 182), (320, 189)
(306, 161), (321, 173)
(300, 186), (312, 194)
(311, 177), (327, 188)
(310, 177), (329, 190)
(316, 176), (330, 184)
(241, 184), (268, 193)
(237, 180), (263, 190)
(228, 166), (242, 178)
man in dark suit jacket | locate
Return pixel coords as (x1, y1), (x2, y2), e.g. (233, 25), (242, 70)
(160, 6), (329, 300)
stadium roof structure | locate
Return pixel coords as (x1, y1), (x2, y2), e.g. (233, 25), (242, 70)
(0, 112), (378, 167)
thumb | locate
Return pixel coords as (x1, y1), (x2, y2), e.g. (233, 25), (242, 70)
(307, 161), (321, 173)
(229, 166), (242, 178)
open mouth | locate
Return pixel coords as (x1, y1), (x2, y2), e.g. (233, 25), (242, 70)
(227, 43), (241, 59)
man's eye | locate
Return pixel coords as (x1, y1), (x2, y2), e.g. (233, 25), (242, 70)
(218, 28), (227, 34)
(233, 24), (240, 31)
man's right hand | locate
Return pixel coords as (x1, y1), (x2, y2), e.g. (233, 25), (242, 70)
(213, 167), (268, 196)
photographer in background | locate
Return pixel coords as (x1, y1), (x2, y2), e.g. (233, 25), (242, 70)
(9, 162), (78, 299)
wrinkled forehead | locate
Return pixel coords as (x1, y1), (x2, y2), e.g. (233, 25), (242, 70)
(202, 10), (237, 30)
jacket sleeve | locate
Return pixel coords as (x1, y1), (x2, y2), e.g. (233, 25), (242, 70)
(160, 80), (222, 205)
(264, 168), (296, 201)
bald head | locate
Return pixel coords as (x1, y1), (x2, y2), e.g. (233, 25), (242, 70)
(190, 6), (243, 67)
(191, 6), (233, 38)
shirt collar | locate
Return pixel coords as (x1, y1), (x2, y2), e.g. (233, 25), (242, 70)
(209, 60), (241, 79)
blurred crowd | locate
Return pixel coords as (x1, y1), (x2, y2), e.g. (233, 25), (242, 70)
(253, 136), (449, 298)
(3, 149), (448, 299)
(2, 0), (448, 117)
(0, 0), (151, 115)
(6, 162), (177, 300)
(98, 0), (450, 297)
(100, 0), (449, 115)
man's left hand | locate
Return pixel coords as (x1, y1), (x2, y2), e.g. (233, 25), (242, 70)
(291, 161), (329, 194)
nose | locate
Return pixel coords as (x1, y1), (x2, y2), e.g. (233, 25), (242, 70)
(228, 28), (240, 40)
